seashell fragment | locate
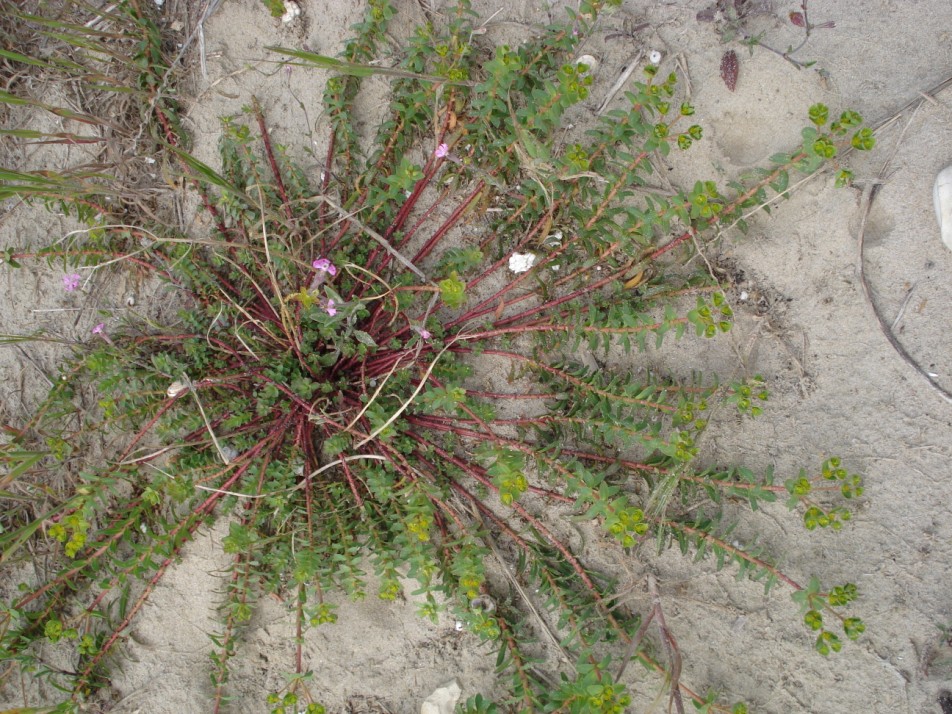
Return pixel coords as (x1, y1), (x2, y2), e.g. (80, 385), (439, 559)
(421, 680), (462, 714)
(167, 380), (189, 398)
(508, 252), (536, 273)
(933, 165), (952, 251)
(574, 54), (599, 74)
(280, 0), (301, 24)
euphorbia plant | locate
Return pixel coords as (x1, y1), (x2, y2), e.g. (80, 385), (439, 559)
(0, 0), (873, 711)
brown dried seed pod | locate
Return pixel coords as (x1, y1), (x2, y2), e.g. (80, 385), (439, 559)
(720, 49), (739, 92)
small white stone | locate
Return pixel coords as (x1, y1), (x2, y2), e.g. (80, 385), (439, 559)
(739, 290), (749, 301)
(933, 165), (952, 251)
(454, 620), (463, 631)
(144, 156), (156, 164)
(649, 50), (663, 64)
(280, 0), (301, 23)
(508, 252), (537, 273)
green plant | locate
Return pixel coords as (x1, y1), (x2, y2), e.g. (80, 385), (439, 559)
(0, 0), (874, 711)
(260, 0), (287, 19)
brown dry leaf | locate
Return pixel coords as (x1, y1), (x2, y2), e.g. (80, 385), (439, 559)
(623, 269), (645, 290)
(720, 50), (739, 91)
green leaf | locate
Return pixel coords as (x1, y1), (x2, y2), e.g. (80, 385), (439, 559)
(851, 127), (875, 151)
(353, 330), (377, 347)
(438, 272), (467, 309)
(843, 617), (866, 640)
(808, 103), (829, 127)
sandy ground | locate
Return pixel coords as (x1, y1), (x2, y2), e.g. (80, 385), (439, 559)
(2, 0), (952, 712)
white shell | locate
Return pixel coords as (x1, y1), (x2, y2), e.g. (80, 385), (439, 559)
(933, 165), (952, 251)
(508, 252), (537, 273)
(421, 680), (462, 714)
(574, 55), (599, 74)
(167, 380), (189, 398)
(280, 0), (301, 23)
(649, 50), (663, 64)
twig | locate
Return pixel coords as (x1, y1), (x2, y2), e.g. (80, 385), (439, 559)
(182, 373), (232, 464)
(13, 346), (53, 387)
(854, 105), (952, 405)
(316, 195), (429, 281)
(613, 575), (684, 714)
(597, 52), (644, 116)
(648, 575), (684, 714)
(353, 338), (457, 447)
(890, 282), (917, 331)
(615, 600), (654, 681)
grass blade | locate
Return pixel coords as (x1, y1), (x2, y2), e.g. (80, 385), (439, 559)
(266, 46), (475, 86)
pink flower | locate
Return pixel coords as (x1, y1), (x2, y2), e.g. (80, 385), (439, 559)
(91, 322), (114, 345)
(412, 325), (431, 340)
(434, 143), (449, 159)
(63, 273), (81, 291)
(312, 258), (337, 276)
(325, 299), (337, 317)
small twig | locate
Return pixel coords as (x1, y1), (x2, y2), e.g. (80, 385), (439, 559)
(597, 52), (644, 116)
(316, 195), (429, 281)
(855, 104), (952, 405)
(675, 53), (692, 100)
(183, 373), (232, 464)
(648, 575), (684, 714)
(354, 337), (458, 447)
(615, 602), (655, 681)
(14, 346), (54, 388)
(890, 282), (918, 331)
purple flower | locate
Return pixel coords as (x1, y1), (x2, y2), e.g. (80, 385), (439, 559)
(434, 143), (449, 159)
(312, 258), (337, 276)
(63, 273), (81, 291)
(325, 299), (337, 317)
(91, 322), (114, 345)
